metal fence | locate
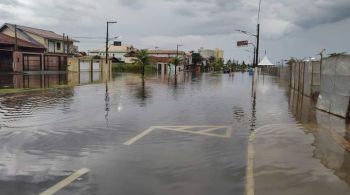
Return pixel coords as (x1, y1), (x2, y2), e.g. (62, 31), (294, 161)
(281, 54), (350, 118)
(289, 60), (320, 98)
(316, 55), (350, 118)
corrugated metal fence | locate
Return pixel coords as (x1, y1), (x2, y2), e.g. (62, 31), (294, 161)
(280, 54), (350, 118)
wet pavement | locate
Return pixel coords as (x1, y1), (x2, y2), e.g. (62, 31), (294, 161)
(0, 72), (350, 195)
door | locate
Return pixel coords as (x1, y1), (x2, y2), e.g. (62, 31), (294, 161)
(23, 54), (41, 71)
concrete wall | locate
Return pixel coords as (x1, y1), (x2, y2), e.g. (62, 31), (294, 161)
(13, 51), (24, 72)
(68, 57), (112, 77)
(67, 58), (79, 72)
(317, 55), (350, 118)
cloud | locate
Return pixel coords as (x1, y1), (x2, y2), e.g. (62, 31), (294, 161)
(140, 35), (206, 49)
(0, 0), (349, 61)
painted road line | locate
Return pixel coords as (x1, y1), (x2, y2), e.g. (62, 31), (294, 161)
(245, 124), (299, 195)
(198, 126), (229, 133)
(160, 127), (231, 138)
(39, 168), (89, 195)
(124, 127), (155, 146)
(246, 132), (256, 195)
(123, 126), (233, 146)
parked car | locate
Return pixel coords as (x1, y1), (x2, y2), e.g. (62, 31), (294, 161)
(223, 67), (230, 74)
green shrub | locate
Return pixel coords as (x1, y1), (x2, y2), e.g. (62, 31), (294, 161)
(112, 63), (157, 73)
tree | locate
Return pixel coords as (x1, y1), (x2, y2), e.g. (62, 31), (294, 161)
(171, 56), (182, 75)
(286, 58), (296, 66)
(133, 49), (152, 75)
(213, 58), (224, 71)
(192, 53), (203, 66)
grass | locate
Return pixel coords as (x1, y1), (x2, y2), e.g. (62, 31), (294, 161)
(112, 63), (157, 73)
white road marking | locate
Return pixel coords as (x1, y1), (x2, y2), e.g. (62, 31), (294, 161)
(123, 126), (233, 146)
(246, 132), (255, 195)
(245, 124), (299, 195)
(39, 168), (89, 195)
(124, 127), (154, 146)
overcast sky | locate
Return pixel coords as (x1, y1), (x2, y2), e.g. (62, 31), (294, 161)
(1, 0), (350, 63)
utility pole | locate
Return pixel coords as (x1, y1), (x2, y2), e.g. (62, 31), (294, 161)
(255, 24), (260, 67)
(66, 35), (70, 54)
(255, 0), (262, 68)
(14, 24), (18, 51)
(106, 21), (117, 63)
(253, 48), (256, 67)
(63, 33), (65, 53)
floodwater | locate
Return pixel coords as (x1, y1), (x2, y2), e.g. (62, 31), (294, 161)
(0, 72), (349, 195)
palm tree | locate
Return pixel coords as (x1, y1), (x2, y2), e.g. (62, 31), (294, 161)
(133, 49), (152, 75)
(171, 56), (182, 75)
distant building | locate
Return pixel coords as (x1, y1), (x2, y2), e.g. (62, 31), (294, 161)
(214, 48), (224, 60)
(198, 47), (224, 60)
(0, 23), (79, 72)
(148, 49), (191, 73)
(89, 43), (136, 63)
(198, 47), (215, 59)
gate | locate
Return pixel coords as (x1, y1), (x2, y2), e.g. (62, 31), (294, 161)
(80, 61), (91, 71)
(44, 55), (67, 71)
(23, 54), (41, 71)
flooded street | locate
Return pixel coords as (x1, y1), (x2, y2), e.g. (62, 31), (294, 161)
(0, 72), (350, 195)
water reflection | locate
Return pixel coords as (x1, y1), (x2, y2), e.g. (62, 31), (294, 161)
(0, 72), (111, 91)
(0, 74), (68, 89)
(1, 71), (350, 194)
(289, 89), (350, 186)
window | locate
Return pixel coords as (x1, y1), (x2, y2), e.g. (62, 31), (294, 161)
(57, 42), (61, 51)
(48, 41), (55, 53)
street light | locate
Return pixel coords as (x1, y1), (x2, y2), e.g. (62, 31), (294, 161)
(235, 0), (262, 68)
(235, 29), (257, 37)
(235, 30), (257, 66)
(106, 21), (117, 63)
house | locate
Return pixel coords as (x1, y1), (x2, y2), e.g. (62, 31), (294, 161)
(0, 23), (77, 53)
(123, 49), (192, 74)
(148, 49), (191, 73)
(0, 23), (78, 72)
(89, 42), (136, 63)
(0, 33), (45, 72)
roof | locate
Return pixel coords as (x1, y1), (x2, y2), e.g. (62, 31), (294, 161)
(0, 33), (45, 48)
(1, 23), (78, 42)
(90, 45), (135, 53)
(148, 49), (186, 55)
(258, 56), (274, 66)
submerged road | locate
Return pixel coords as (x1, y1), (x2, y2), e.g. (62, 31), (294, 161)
(0, 72), (350, 195)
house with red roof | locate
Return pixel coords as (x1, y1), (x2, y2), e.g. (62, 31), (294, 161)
(0, 23), (79, 72)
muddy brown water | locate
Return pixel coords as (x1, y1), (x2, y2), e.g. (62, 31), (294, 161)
(0, 72), (349, 195)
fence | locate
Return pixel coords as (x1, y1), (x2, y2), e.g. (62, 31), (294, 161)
(282, 54), (350, 118)
(289, 60), (321, 98)
(316, 55), (350, 118)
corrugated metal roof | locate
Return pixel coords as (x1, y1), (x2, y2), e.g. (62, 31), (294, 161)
(90, 45), (135, 53)
(0, 33), (45, 48)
